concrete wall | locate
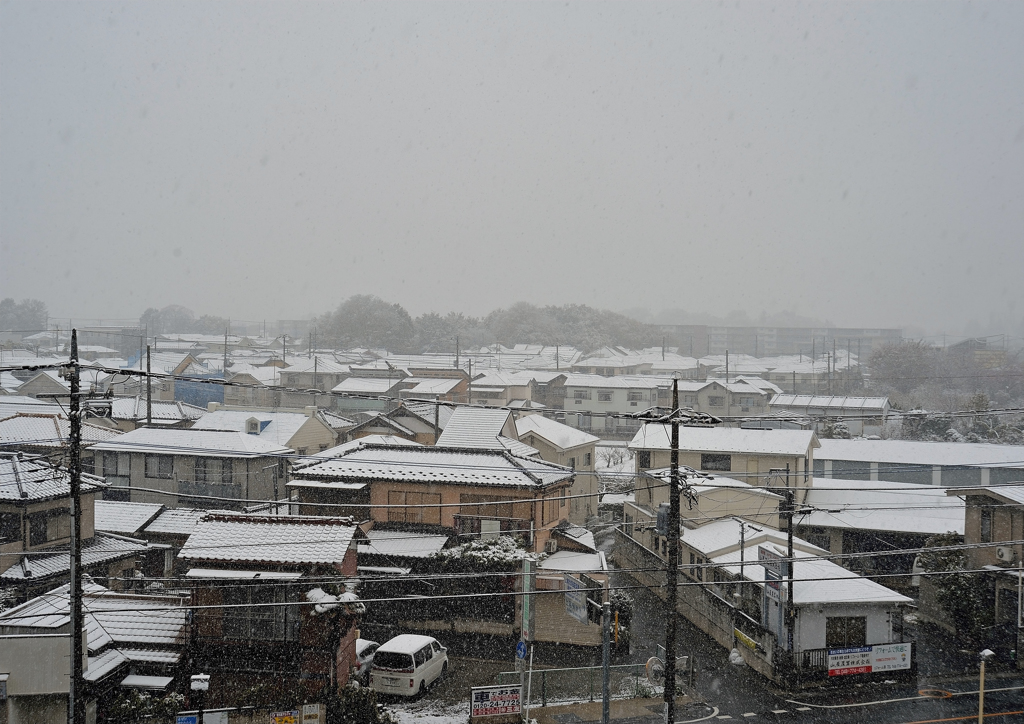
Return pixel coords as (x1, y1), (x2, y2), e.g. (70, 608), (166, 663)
(794, 603), (900, 651)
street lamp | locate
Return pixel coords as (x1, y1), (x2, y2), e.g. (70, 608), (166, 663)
(191, 674), (210, 724)
(978, 649), (995, 724)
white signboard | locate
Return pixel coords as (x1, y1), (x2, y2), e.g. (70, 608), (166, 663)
(471, 685), (522, 718)
(564, 574), (589, 625)
(828, 643), (912, 676)
(302, 703), (323, 724)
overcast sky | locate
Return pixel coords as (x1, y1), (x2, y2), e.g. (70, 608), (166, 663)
(1, 1), (1021, 335)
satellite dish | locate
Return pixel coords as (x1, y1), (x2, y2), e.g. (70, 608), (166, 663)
(646, 656), (665, 685)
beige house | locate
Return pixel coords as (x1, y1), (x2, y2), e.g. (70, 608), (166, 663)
(289, 444), (575, 554)
(516, 414), (600, 524)
(278, 356), (352, 408)
(629, 425), (819, 503)
(194, 407), (343, 455)
(467, 372), (536, 407)
(224, 365), (282, 407)
(90, 427), (291, 507)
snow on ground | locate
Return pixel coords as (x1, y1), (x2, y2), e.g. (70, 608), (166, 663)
(387, 700), (470, 724)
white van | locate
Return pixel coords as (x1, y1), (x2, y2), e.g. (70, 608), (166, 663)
(369, 634), (448, 696)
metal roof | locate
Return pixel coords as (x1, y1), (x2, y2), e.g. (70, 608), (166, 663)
(0, 533), (147, 581)
(91, 427), (292, 457)
(630, 424), (819, 457)
(0, 413), (122, 448)
(435, 407), (515, 449)
(179, 514), (359, 565)
(94, 500), (166, 534)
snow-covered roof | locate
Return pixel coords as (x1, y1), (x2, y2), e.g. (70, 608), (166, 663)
(537, 550), (607, 573)
(770, 395), (890, 411)
(108, 396), (205, 423)
(946, 485), (1024, 507)
(801, 478), (965, 535)
(402, 378), (462, 395)
(0, 396), (64, 417)
(630, 424), (819, 457)
(281, 357), (352, 375)
(0, 413), (123, 448)
(178, 514), (359, 565)
(517, 414), (599, 450)
(1, 533), (148, 582)
(299, 435), (422, 464)
(563, 374), (668, 390)
(193, 409), (316, 446)
(435, 407), (516, 449)
(816, 438), (1024, 468)
(143, 507), (231, 536)
(681, 519), (911, 606)
(0, 453), (105, 502)
(291, 444), (573, 489)
(332, 377), (402, 394)
(94, 500), (166, 535)
(552, 521), (597, 552)
(357, 529), (450, 558)
(91, 427), (292, 458)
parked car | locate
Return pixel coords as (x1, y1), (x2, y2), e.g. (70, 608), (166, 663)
(354, 638), (379, 683)
(369, 634), (448, 696)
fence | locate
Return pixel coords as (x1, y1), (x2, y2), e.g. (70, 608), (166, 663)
(496, 663), (652, 706)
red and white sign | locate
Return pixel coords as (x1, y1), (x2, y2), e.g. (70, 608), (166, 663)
(827, 643), (911, 676)
(471, 685), (522, 718)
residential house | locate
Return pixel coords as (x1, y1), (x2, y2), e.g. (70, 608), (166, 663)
(467, 372), (536, 408)
(277, 356), (353, 408)
(93, 395), (205, 432)
(331, 376), (406, 415)
(0, 582), (188, 724)
(814, 438), (1024, 487)
(931, 485), (1022, 666)
(194, 408), (342, 455)
(345, 404), (453, 446)
(178, 514), (365, 698)
(224, 365), (282, 407)
(288, 444), (575, 554)
(561, 374), (668, 437)
(109, 352), (203, 402)
(435, 406), (537, 455)
(629, 425), (819, 502)
(768, 395), (891, 438)
(0, 412), (122, 471)
(516, 414), (600, 524)
(0, 454), (147, 604)
(89, 427), (291, 507)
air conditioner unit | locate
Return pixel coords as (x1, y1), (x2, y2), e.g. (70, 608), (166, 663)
(995, 546), (1017, 563)
(545, 539), (558, 554)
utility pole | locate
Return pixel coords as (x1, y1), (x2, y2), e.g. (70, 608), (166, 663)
(223, 327), (229, 374)
(68, 329), (85, 724)
(602, 600), (611, 724)
(664, 378), (681, 724)
(146, 345), (152, 426)
(725, 350), (729, 384)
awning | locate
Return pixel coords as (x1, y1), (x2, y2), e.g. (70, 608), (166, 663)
(121, 674), (174, 690)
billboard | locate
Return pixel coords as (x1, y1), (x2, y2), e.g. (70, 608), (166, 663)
(471, 685), (522, 718)
(827, 643), (912, 676)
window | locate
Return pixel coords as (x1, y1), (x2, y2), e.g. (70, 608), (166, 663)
(980, 509), (992, 543)
(573, 390), (591, 400)
(103, 452), (130, 487)
(598, 391), (612, 402)
(223, 584), (300, 641)
(826, 616), (867, 648)
(701, 454), (731, 471)
(28, 508), (70, 546)
(415, 646), (432, 667)
(388, 490), (442, 525)
(584, 452), (591, 467)
(624, 513), (633, 537)
(145, 455), (173, 479)
(707, 395), (725, 407)
(0, 512), (21, 543)
(683, 394), (697, 405)
(637, 451), (652, 469)
(568, 457), (576, 469)
(627, 391), (643, 402)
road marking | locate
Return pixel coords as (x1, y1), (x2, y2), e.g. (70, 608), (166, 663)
(786, 685), (1024, 710)
(771, 710), (788, 715)
(795, 708), (811, 712)
(742, 714), (756, 718)
(716, 717), (732, 720)
(895, 712), (1024, 724)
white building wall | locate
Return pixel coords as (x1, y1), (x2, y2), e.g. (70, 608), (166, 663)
(794, 603), (897, 651)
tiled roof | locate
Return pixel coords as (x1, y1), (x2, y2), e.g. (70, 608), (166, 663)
(0, 453), (105, 502)
(0, 582), (187, 652)
(94, 500), (166, 534)
(292, 444), (573, 488)
(1, 533), (147, 581)
(178, 514), (359, 565)
(109, 396), (205, 422)
(90, 427), (292, 457)
(435, 407), (515, 449)
(143, 507), (221, 536)
(0, 413), (122, 448)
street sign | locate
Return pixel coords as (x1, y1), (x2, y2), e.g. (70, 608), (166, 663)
(515, 640), (527, 659)
(270, 712), (300, 724)
(470, 685), (522, 718)
(564, 574), (589, 625)
(176, 717), (197, 724)
(520, 559), (533, 641)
